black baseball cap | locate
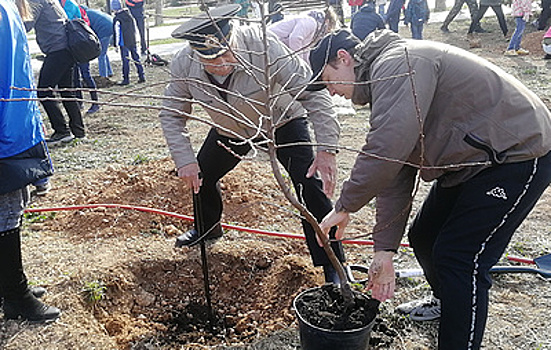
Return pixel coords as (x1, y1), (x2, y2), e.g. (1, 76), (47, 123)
(171, 4), (241, 59)
(308, 29), (361, 91)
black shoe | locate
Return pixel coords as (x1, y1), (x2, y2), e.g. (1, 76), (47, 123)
(175, 224), (223, 248)
(30, 286), (48, 298)
(118, 79), (130, 86)
(544, 54), (551, 60)
(137, 77), (146, 83)
(473, 26), (487, 33)
(32, 182), (51, 196)
(46, 132), (74, 145)
(3, 291), (60, 323)
(0, 286), (47, 308)
(440, 26), (450, 33)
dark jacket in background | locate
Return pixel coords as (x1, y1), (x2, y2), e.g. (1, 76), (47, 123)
(25, 0), (68, 54)
(113, 8), (137, 48)
(351, 2), (386, 40)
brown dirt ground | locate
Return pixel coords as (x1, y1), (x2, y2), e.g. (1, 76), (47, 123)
(1, 16), (551, 350)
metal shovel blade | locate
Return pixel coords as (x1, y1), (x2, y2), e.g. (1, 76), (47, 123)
(534, 254), (551, 270)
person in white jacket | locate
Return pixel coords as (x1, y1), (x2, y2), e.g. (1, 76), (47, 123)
(268, 8), (338, 62)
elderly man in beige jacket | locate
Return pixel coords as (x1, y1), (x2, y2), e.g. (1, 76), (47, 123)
(158, 5), (346, 283)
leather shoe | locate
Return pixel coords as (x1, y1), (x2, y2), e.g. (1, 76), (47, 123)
(474, 26), (487, 33)
(3, 290), (60, 323)
(0, 286), (47, 308)
(175, 224), (223, 248)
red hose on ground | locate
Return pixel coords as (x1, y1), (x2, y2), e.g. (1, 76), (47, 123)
(24, 203), (411, 247)
(25, 204), (536, 266)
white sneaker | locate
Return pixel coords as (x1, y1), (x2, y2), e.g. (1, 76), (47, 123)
(396, 295), (441, 321)
(516, 48), (529, 55)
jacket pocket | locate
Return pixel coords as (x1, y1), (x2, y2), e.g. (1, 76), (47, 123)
(463, 133), (507, 166)
(0, 142), (54, 195)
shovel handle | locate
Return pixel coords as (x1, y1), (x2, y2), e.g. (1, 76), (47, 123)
(506, 255), (535, 265)
(489, 266), (551, 279)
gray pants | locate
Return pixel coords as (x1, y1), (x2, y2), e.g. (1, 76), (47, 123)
(0, 188), (29, 232)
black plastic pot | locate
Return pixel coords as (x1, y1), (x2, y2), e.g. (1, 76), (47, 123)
(293, 286), (377, 350)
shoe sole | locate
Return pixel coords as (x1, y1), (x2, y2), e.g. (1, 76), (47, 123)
(33, 189), (51, 196)
(175, 234), (222, 248)
(46, 137), (74, 146)
(86, 108), (100, 114)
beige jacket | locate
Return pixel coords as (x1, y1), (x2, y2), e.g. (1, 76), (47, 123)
(336, 30), (551, 251)
(159, 24), (339, 169)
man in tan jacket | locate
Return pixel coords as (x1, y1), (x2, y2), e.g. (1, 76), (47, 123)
(313, 29), (551, 349)
(159, 5), (346, 283)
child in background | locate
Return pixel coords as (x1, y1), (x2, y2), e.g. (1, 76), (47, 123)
(505, 0), (532, 56)
(111, 0), (145, 85)
(404, 0), (430, 39)
(542, 26), (551, 59)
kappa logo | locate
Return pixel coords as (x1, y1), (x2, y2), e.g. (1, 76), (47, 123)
(486, 187), (508, 200)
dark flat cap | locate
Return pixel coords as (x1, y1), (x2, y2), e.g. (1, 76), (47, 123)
(172, 4), (241, 59)
(307, 29), (361, 91)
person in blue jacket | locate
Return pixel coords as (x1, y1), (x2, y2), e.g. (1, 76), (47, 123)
(124, 0), (146, 55)
(112, 0), (145, 85)
(60, 0), (101, 115)
(0, 0), (60, 323)
(404, 0), (430, 39)
(83, 6), (114, 78)
(351, 1), (386, 40)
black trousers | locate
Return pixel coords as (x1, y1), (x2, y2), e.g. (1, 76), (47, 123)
(408, 151), (551, 350)
(0, 228), (28, 300)
(441, 0), (480, 28)
(194, 119), (345, 266)
(38, 49), (85, 138)
(468, 5), (508, 35)
(538, 0), (551, 30)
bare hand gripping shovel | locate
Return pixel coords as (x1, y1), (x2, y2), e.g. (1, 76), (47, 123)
(348, 253), (551, 284)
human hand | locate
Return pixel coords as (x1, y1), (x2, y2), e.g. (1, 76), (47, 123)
(318, 209), (350, 246)
(306, 151), (337, 198)
(366, 251), (396, 301)
(177, 163), (202, 194)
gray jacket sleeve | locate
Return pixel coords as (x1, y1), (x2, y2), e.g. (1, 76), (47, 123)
(158, 47), (195, 169)
(372, 165), (416, 251)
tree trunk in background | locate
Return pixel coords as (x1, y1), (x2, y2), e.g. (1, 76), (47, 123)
(434, 0), (446, 12)
(155, 0), (163, 26)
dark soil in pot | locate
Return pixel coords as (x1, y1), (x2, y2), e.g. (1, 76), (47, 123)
(294, 284), (379, 331)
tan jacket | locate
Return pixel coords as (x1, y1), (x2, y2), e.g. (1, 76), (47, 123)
(159, 25), (339, 169)
(337, 30), (551, 251)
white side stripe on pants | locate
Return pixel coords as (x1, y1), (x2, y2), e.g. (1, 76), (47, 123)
(467, 158), (539, 350)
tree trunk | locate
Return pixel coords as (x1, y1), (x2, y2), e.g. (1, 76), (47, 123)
(434, 0), (447, 12)
(155, 0), (163, 26)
